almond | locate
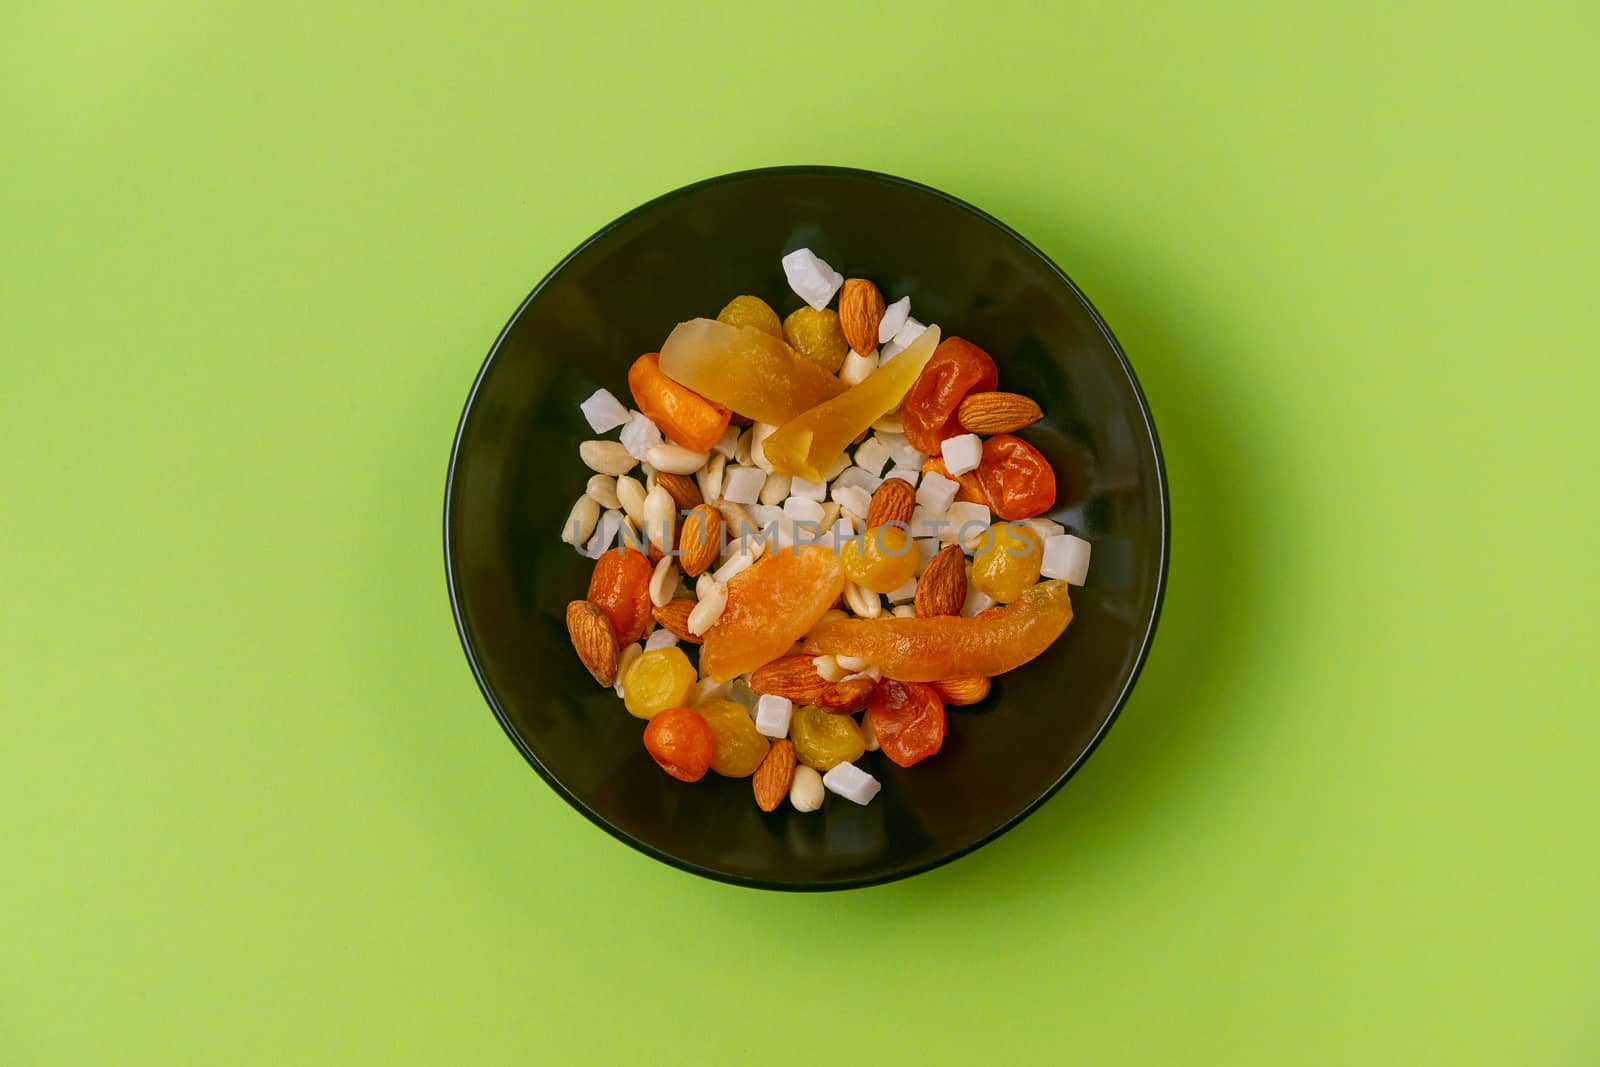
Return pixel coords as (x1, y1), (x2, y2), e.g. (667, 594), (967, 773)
(752, 739), (796, 812)
(677, 504), (723, 577)
(817, 676), (876, 713)
(957, 391), (1043, 434)
(932, 676), (991, 705)
(566, 600), (619, 686)
(838, 279), (885, 356)
(750, 654), (830, 703)
(655, 470), (703, 511)
(651, 598), (703, 644)
(915, 544), (967, 617)
(865, 477), (916, 528)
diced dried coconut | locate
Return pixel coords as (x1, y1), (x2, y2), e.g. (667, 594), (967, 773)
(789, 476), (826, 501)
(712, 425), (740, 458)
(916, 472), (959, 514)
(823, 451), (853, 483)
(915, 537), (941, 573)
(1041, 533), (1092, 585)
(1025, 517), (1066, 542)
(826, 516), (857, 548)
(832, 465), (884, 495)
(562, 495), (600, 546)
(886, 576), (919, 604)
(961, 585), (995, 617)
(884, 466), (919, 486)
(644, 629), (679, 651)
(813, 655), (848, 683)
(880, 432), (927, 470)
(580, 388), (631, 433)
(583, 509), (625, 558)
(880, 336), (906, 362)
(619, 411), (663, 461)
(942, 501), (992, 545)
(687, 677), (730, 706)
(721, 465), (766, 505)
(839, 348), (878, 386)
(910, 506), (948, 540)
(941, 434), (983, 476)
(822, 761), (881, 805)
(878, 296), (910, 343)
(891, 316), (926, 348)
(851, 437), (892, 477)
(832, 485), (871, 520)
(784, 496), (824, 523)
(747, 503), (785, 529)
(781, 248), (844, 311)
(759, 472), (792, 506)
(754, 694), (793, 738)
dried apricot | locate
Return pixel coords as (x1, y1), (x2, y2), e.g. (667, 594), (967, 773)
(782, 307), (850, 373)
(696, 699), (770, 777)
(717, 295), (782, 339)
(699, 546), (846, 680)
(587, 547), (653, 644)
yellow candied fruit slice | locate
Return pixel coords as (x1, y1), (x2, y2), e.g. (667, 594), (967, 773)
(782, 307), (849, 373)
(841, 525), (919, 594)
(790, 705), (866, 772)
(717, 295), (782, 339)
(762, 325), (941, 482)
(969, 523), (1043, 604)
(659, 318), (845, 426)
(622, 646), (697, 719)
(696, 699), (770, 777)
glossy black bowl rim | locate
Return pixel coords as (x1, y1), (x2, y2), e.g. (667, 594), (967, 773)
(443, 165), (1170, 892)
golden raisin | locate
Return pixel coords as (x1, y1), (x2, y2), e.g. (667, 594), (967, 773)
(622, 647), (697, 719)
(782, 307), (850, 373)
(789, 705), (866, 771)
(840, 524), (919, 594)
(695, 699), (770, 777)
(969, 523), (1043, 603)
(717, 295), (782, 339)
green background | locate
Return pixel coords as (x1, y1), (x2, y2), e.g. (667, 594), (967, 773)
(4, 2), (1596, 1063)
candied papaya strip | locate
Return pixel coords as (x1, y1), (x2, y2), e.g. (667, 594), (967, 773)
(700, 546), (847, 681)
(803, 579), (1072, 682)
(659, 318), (845, 426)
(761, 326), (941, 482)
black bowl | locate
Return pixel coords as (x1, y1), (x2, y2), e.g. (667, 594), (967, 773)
(444, 166), (1168, 890)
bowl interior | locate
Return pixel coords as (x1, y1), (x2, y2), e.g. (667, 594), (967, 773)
(446, 168), (1166, 888)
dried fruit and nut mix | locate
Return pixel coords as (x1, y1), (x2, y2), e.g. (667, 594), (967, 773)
(560, 249), (1095, 813)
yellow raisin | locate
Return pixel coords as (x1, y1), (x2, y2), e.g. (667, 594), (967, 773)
(695, 699), (770, 777)
(790, 705), (866, 771)
(840, 524), (919, 594)
(782, 307), (850, 373)
(622, 647), (697, 719)
(969, 523), (1043, 604)
(717, 295), (782, 339)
